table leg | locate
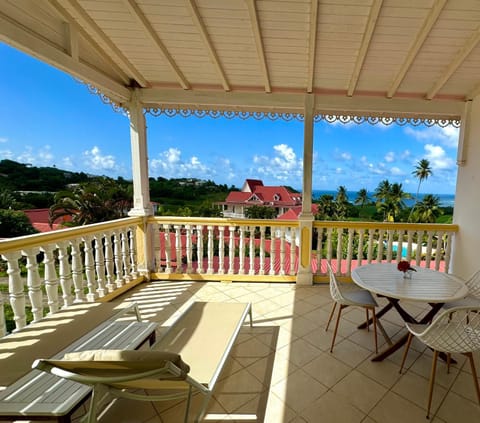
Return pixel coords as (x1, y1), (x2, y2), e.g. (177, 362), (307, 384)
(358, 301), (394, 329)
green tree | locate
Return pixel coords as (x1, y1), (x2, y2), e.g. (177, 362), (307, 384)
(354, 188), (370, 208)
(316, 194), (336, 220)
(409, 158), (433, 221)
(0, 209), (38, 237)
(374, 180), (411, 221)
(49, 177), (132, 226)
(335, 185), (349, 220)
(373, 179), (391, 204)
(244, 205), (277, 219)
(0, 189), (16, 209)
(412, 194), (443, 223)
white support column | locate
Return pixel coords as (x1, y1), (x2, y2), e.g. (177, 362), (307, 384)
(297, 94), (315, 285)
(452, 97), (480, 278)
(127, 88), (154, 275)
(128, 88), (152, 217)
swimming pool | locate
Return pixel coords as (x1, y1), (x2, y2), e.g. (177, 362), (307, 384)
(392, 244), (408, 257)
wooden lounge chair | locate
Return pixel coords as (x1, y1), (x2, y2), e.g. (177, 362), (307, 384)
(33, 301), (253, 423)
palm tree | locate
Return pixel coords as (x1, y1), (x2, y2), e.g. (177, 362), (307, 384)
(389, 183), (412, 220)
(412, 194), (443, 223)
(373, 180), (391, 203)
(335, 185), (349, 219)
(354, 188), (370, 207)
(316, 194), (336, 220)
(49, 177), (132, 226)
(409, 159), (432, 221)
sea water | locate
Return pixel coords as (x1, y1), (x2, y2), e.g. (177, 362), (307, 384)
(311, 190), (455, 208)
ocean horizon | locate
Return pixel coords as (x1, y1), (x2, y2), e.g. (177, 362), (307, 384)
(311, 189), (455, 208)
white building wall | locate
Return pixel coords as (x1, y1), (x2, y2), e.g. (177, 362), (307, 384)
(452, 97), (480, 279)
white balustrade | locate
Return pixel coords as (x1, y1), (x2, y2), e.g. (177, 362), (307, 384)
(0, 218), (141, 334)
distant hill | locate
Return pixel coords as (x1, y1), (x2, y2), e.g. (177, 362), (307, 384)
(0, 159), (91, 192)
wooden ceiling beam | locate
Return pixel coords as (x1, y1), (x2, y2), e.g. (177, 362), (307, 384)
(0, 11), (130, 102)
(48, 0), (130, 85)
(246, 0), (271, 93)
(348, 0), (383, 97)
(306, 0), (319, 93)
(123, 0), (190, 90)
(186, 0), (230, 91)
(60, 0), (148, 87)
(388, 0), (446, 98)
(427, 25), (480, 100)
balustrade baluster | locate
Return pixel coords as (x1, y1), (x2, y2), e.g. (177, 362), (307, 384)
(249, 226), (255, 275)
(346, 228), (354, 275)
(406, 230), (414, 261)
(386, 230), (394, 262)
(70, 239), (86, 302)
(104, 231), (116, 291)
(56, 241), (74, 307)
(326, 227), (333, 264)
(335, 228), (343, 275)
(289, 228), (296, 275)
(415, 230), (423, 265)
(259, 226), (266, 275)
(185, 225), (193, 273)
(0, 296), (5, 337)
(366, 228), (374, 263)
(238, 226), (245, 275)
(425, 232), (434, 267)
(42, 245), (60, 313)
(197, 225), (205, 273)
(377, 229), (385, 262)
(444, 232), (453, 273)
(434, 231), (444, 271)
(2, 252), (26, 331)
(217, 225), (224, 275)
(94, 235), (106, 297)
(397, 229), (404, 261)
(163, 224), (172, 274)
(279, 226), (286, 276)
(83, 236), (98, 302)
(174, 225), (182, 274)
(121, 231), (132, 283)
(128, 226), (138, 278)
(269, 226), (276, 276)
(207, 225), (214, 274)
(228, 226), (235, 275)
(315, 227), (323, 274)
(23, 248), (44, 322)
(113, 230), (125, 287)
(357, 228), (365, 267)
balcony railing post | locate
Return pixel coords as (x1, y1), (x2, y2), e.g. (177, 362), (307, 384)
(57, 241), (74, 307)
(0, 295), (5, 337)
(41, 244), (60, 314)
(2, 251), (26, 331)
(93, 235), (106, 297)
(23, 248), (44, 321)
(70, 238), (86, 302)
(83, 236), (98, 302)
(197, 225), (205, 274)
(104, 230), (116, 292)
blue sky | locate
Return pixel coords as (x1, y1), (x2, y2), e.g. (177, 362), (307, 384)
(0, 42), (459, 194)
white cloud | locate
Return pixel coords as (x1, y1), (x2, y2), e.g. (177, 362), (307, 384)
(0, 137), (8, 143)
(404, 125), (459, 148)
(384, 152), (395, 162)
(250, 143), (303, 182)
(0, 149), (14, 159)
(423, 143), (455, 170)
(83, 146), (117, 170)
(390, 166), (404, 175)
(150, 147), (213, 178)
(341, 152), (352, 160)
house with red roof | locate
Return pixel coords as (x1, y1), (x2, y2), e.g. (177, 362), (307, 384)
(217, 179), (303, 218)
(23, 209), (71, 232)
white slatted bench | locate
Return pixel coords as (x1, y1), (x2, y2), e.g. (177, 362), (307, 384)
(0, 303), (156, 423)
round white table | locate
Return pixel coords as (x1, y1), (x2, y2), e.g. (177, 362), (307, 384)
(351, 263), (468, 361)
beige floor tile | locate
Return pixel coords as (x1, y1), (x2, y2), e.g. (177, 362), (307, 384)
(408, 352), (461, 389)
(280, 337), (320, 367)
(450, 367), (480, 403)
(332, 369), (388, 414)
(263, 391), (297, 423)
(303, 351), (352, 388)
(369, 391), (433, 423)
(288, 316), (319, 338)
(436, 391), (480, 423)
(392, 369), (448, 415)
(356, 357), (402, 389)
(328, 338), (372, 368)
(271, 368), (328, 413)
(301, 390), (366, 423)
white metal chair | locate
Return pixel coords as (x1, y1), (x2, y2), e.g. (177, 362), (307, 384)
(443, 269), (480, 309)
(399, 306), (480, 418)
(325, 262), (379, 353)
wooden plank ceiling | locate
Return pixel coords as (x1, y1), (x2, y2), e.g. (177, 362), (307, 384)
(1, 0), (479, 120)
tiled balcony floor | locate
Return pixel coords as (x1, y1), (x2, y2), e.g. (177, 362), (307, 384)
(91, 280), (480, 423)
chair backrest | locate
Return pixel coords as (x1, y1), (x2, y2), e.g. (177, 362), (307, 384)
(465, 269), (480, 298)
(326, 262), (345, 303)
(416, 306), (480, 353)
